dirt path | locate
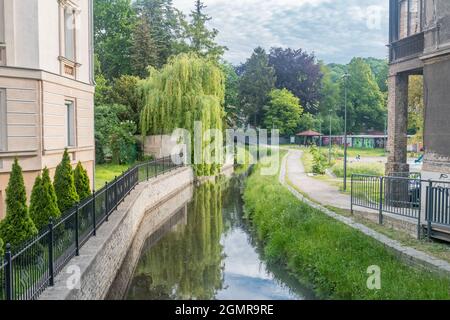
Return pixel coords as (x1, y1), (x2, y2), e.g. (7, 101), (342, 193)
(284, 149), (351, 210)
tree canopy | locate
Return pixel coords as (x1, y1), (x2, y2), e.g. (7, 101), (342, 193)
(140, 53), (225, 176)
(269, 48), (323, 112)
(263, 89), (303, 136)
(94, 0), (137, 80)
(338, 58), (386, 133)
(238, 47), (276, 127)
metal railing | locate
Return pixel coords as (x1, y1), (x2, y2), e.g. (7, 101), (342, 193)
(0, 155), (182, 300)
(351, 174), (422, 238)
(425, 181), (450, 238)
(389, 32), (424, 62)
(352, 173), (450, 240)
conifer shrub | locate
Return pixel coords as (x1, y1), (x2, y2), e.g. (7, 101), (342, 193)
(29, 168), (61, 230)
(54, 149), (79, 213)
(73, 162), (91, 201)
(0, 159), (38, 249)
(0, 238), (4, 257)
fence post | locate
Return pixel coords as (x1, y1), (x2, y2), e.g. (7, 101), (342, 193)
(105, 181), (109, 222)
(378, 177), (384, 225)
(350, 174), (354, 214)
(48, 218), (54, 286)
(114, 176), (118, 210)
(427, 180), (433, 240)
(75, 203), (79, 256)
(92, 189), (97, 236)
(417, 182), (422, 240)
(4, 243), (12, 300)
(146, 162), (149, 180)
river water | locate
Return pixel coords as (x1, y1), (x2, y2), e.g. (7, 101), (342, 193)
(114, 176), (315, 300)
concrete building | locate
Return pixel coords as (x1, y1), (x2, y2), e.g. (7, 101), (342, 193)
(387, 0), (450, 180)
(0, 0), (95, 219)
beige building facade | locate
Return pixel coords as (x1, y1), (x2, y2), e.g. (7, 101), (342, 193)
(0, 0), (95, 219)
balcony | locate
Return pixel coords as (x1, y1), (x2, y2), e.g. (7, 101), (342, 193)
(389, 32), (424, 63)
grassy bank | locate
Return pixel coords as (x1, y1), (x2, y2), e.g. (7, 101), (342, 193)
(243, 155), (450, 299)
(95, 164), (130, 190)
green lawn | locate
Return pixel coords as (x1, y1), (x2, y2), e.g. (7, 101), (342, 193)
(95, 164), (130, 190)
(243, 153), (450, 299)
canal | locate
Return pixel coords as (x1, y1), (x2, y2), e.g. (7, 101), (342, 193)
(110, 175), (315, 300)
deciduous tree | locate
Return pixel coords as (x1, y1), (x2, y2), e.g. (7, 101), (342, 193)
(339, 58), (385, 133)
(94, 0), (137, 79)
(269, 48), (323, 112)
(263, 89), (303, 136)
(140, 53), (225, 176)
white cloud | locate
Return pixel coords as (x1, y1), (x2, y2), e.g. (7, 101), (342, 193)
(173, 0), (389, 65)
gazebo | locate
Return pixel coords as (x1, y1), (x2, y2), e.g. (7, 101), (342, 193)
(296, 130), (323, 146)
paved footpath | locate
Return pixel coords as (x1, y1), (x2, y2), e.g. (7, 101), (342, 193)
(280, 149), (450, 276)
(285, 149), (351, 210)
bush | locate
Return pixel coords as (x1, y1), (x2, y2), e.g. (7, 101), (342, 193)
(310, 146), (327, 175)
(0, 159), (38, 249)
(0, 237), (3, 257)
(95, 104), (138, 164)
(29, 168), (61, 230)
(54, 150), (79, 213)
(74, 162), (91, 201)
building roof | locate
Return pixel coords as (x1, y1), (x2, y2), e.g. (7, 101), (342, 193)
(296, 130), (323, 137)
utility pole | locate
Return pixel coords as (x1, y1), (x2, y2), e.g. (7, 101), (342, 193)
(319, 120), (322, 147)
(342, 72), (350, 191)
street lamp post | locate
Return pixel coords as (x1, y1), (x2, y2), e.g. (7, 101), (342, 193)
(328, 111), (332, 165)
(342, 72), (350, 191)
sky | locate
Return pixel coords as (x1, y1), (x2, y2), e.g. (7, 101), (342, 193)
(173, 0), (389, 65)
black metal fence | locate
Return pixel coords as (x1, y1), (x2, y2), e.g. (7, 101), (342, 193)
(351, 174), (422, 237)
(0, 155), (182, 300)
(425, 181), (450, 238)
(352, 173), (450, 240)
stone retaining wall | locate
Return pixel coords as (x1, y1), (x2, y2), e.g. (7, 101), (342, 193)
(39, 166), (194, 300)
(106, 185), (194, 299)
(352, 209), (419, 238)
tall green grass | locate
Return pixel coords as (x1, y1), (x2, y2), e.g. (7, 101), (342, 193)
(243, 157), (450, 299)
(331, 161), (385, 178)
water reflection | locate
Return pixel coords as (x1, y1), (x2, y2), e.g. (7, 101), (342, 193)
(125, 177), (315, 300)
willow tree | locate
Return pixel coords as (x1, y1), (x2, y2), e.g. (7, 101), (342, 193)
(140, 53), (225, 176)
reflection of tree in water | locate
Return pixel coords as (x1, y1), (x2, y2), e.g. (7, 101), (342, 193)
(221, 176), (247, 234)
(127, 182), (225, 300)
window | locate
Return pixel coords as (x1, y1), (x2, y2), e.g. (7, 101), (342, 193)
(0, 89), (6, 151)
(398, 0), (423, 39)
(66, 100), (75, 147)
(64, 8), (75, 61)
